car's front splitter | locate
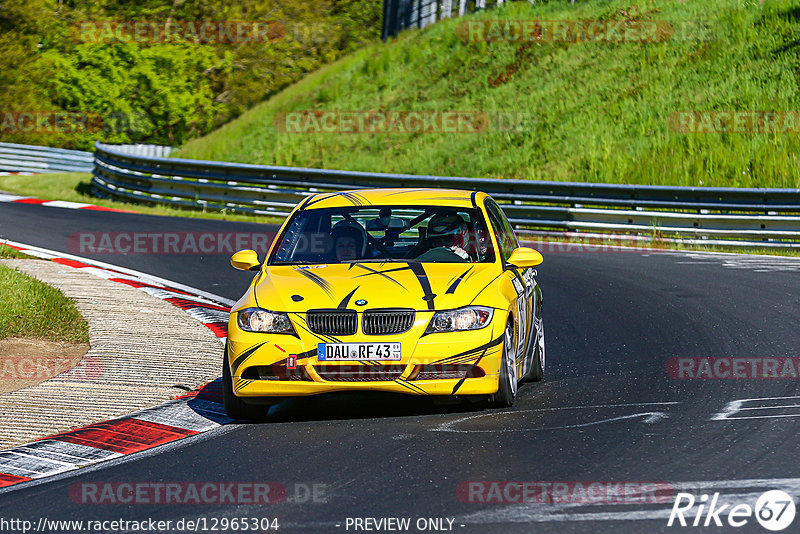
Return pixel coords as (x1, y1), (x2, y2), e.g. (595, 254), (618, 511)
(232, 373), (501, 397)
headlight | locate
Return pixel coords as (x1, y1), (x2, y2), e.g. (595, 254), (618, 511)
(426, 306), (494, 333)
(237, 308), (294, 334)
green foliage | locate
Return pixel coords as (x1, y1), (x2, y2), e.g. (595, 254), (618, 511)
(0, 0), (381, 149)
(177, 0), (800, 188)
(0, 245), (33, 259)
(0, 264), (89, 343)
(41, 43), (221, 145)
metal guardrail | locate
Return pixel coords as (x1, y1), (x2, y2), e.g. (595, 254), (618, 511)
(103, 144), (173, 158)
(0, 142), (170, 174)
(0, 142), (94, 173)
(92, 142), (800, 248)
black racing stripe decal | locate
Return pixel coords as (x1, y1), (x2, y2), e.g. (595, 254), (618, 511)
(363, 265), (412, 275)
(434, 333), (504, 365)
(463, 267), (478, 282)
(446, 267), (473, 294)
(381, 188), (472, 202)
(291, 314), (340, 344)
(353, 263), (408, 289)
(450, 369), (475, 395)
(234, 379), (253, 392)
(231, 342), (269, 374)
(302, 192), (340, 208)
(295, 268), (335, 299)
(338, 287), (359, 309)
(431, 351), (484, 366)
(451, 326), (501, 395)
(394, 378), (428, 394)
(298, 194), (317, 210)
(343, 191), (369, 206)
(383, 189), (435, 196)
(437, 355), (482, 366)
(303, 191), (369, 208)
(451, 355), (486, 394)
(408, 262), (436, 310)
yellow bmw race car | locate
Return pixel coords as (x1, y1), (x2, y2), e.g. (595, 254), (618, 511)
(223, 188), (544, 419)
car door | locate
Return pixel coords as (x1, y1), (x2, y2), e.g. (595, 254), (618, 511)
(484, 199), (538, 378)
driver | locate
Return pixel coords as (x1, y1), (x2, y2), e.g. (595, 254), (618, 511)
(330, 223), (366, 262)
(415, 212), (472, 262)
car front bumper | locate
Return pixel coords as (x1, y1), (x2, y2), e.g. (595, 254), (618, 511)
(227, 310), (507, 397)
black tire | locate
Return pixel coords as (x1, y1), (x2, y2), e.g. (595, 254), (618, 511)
(222, 348), (266, 421)
(488, 320), (517, 408)
(523, 323), (545, 382)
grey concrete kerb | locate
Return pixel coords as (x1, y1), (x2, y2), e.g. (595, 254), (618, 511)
(0, 259), (222, 448)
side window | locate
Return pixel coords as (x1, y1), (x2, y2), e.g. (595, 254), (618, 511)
(484, 200), (518, 262)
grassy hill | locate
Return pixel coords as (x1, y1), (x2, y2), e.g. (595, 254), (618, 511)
(177, 0), (800, 188)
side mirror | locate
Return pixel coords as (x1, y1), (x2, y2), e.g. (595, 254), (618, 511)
(506, 247), (543, 269)
(231, 249), (262, 271)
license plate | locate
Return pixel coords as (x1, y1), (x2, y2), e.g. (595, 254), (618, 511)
(317, 342), (401, 361)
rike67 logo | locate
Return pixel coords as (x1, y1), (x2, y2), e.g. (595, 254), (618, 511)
(668, 490), (796, 531)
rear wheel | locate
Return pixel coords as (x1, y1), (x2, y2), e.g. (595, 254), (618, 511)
(488, 321), (517, 408)
(222, 348), (267, 421)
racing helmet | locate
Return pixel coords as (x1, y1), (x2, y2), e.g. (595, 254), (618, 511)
(427, 212), (469, 250)
(330, 220), (368, 256)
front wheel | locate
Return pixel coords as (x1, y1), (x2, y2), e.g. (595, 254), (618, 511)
(488, 321), (517, 408)
(523, 323), (544, 382)
(222, 349), (267, 421)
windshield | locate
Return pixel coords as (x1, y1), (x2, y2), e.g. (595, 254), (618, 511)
(269, 205), (496, 264)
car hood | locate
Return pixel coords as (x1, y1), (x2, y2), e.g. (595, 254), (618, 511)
(254, 262), (501, 312)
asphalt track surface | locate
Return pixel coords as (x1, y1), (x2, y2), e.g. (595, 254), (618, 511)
(2, 202), (800, 533)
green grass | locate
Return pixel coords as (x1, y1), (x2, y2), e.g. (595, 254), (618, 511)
(177, 0), (800, 188)
(0, 264), (89, 343)
(0, 244), (36, 259)
(0, 173), (282, 223)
